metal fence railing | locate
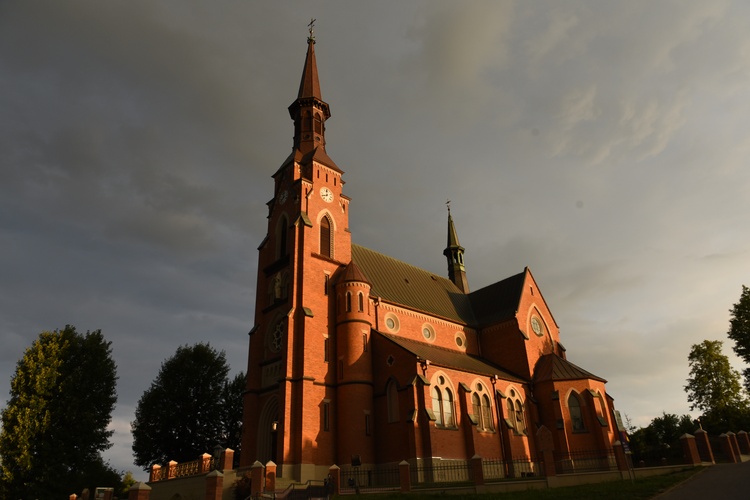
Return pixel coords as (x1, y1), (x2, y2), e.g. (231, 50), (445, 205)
(554, 449), (616, 474)
(339, 464), (401, 493)
(410, 459), (471, 486)
(483, 457), (544, 480)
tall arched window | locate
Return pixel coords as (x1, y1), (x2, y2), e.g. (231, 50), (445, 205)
(358, 292), (364, 312)
(568, 393), (585, 431)
(346, 292), (352, 312)
(472, 383), (494, 431)
(482, 395), (494, 431)
(514, 400), (526, 434)
(431, 387), (443, 426)
(320, 216), (331, 257)
(471, 393), (481, 421)
(431, 375), (456, 428)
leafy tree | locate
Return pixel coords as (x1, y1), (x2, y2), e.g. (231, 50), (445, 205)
(119, 471), (137, 498)
(628, 412), (696, 465)
(685, 339), (749, 433)
(727, 285), (750, 391)
(0, 326), (118, 499)
(131, 343), (245, 468)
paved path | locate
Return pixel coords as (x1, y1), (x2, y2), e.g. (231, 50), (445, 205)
(655, 460), (750, 499)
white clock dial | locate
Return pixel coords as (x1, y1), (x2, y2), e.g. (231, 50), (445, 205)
(320, 187), (334, 203)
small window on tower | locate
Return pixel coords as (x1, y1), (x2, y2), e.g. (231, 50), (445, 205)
(358, 292), (364, 312)
(324, 274), (330, 295)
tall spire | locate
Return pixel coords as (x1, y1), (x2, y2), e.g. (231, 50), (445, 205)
(288, 20), (331, 156)
(443, 202), (469, 293)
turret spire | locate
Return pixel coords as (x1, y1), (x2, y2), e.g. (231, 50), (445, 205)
(443, 202), (469, 293)
(288, 22), (331, 155)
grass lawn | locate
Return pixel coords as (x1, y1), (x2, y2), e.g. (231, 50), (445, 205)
(343, 467), (703, 500)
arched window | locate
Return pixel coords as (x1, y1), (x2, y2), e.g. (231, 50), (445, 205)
(443, 388), (455, 427)
(506, 398), (515, 425)
(387, 380), (399, 423)
(471, 393), (481, 421)
(568, 393), (585, 431)
(482, 394), (494, 431)
(431, 386), (443, 426)
(346, 292), (352, 312)
(320, 216), (331, 258)
(514, 400), (526, 434)
(358, 292), (364, 312)
(431, 375), (456, 428)
(472, 383), (494, 432)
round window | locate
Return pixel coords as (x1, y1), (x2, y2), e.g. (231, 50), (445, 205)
(384, 313), (400, 333)
(455, 331), (466, 349)
(422, 323), (435, 341)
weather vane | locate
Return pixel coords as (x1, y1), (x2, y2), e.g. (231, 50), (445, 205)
(446, 199), (451, 214)
(308, 18), (316, 42)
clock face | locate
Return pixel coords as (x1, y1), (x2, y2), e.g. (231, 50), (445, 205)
(320, 187), (334, 203)
(278, 190), (288, 204)
(531, 317), (543, 336)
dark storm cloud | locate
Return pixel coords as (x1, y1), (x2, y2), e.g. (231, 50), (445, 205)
(2, 0), (750, 478)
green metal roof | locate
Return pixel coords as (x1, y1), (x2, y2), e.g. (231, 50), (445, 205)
(377, 331), (526, 382)
(351, 244), (476, 323)
(533, 353), (607, 383)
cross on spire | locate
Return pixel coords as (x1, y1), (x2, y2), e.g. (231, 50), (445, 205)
(308, 18), (316, 43)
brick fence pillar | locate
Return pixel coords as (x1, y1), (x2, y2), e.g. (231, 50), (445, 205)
(737, 431), (750, 454)
(679, 434), (701, 465)
(265, 461), (277, 492)
(250, 460), (265, 498)
(613, 441), (630, 472)
(219, 448), (234, 471)
(328, 464), (341, 496)
(200, 453), (212, 473)
(693, 429), (715, 464)
(149, 464), (161, 482)
(470, 455), (484, 485)
(205, 470), (223, 500)
(128, 482), (151, 500)
(399, 460), (411, 493)
(720, 434), (739, 463)
(167, 460), (177, 479)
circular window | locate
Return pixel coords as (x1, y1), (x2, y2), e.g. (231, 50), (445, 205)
(384, 313), (400, 333)
(455, 332), (466, 349)
(422, 323), (435, 342)
(531, 316), (543, 336)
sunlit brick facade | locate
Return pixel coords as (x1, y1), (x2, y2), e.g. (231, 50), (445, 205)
(240, 35), (618, 482)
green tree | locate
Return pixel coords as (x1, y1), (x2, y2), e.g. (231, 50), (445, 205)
(727, 285), (750, 391)
(685, 339), (749, 433)
(0, 326), (118, 499)
(131, 343), (245, 468)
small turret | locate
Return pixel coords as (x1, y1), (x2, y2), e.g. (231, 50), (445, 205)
(443, 205), (469, 293)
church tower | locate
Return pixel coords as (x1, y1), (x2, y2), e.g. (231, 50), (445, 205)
(241, 27), (352, 481)
(444, 207), (469, 293)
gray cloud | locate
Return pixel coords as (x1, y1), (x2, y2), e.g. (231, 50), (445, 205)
(2, 0), (750, 479)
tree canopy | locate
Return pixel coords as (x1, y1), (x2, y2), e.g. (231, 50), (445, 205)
(0, 326), (119, 499)
(131, 343), (245, 468)
(727, 284), (750, 391)
(685, 339), (749, 433)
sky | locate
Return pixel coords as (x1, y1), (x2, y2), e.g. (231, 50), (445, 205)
(2, 0), (750, 480)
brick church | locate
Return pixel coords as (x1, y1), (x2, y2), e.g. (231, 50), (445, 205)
(240, 32), (618, 482)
